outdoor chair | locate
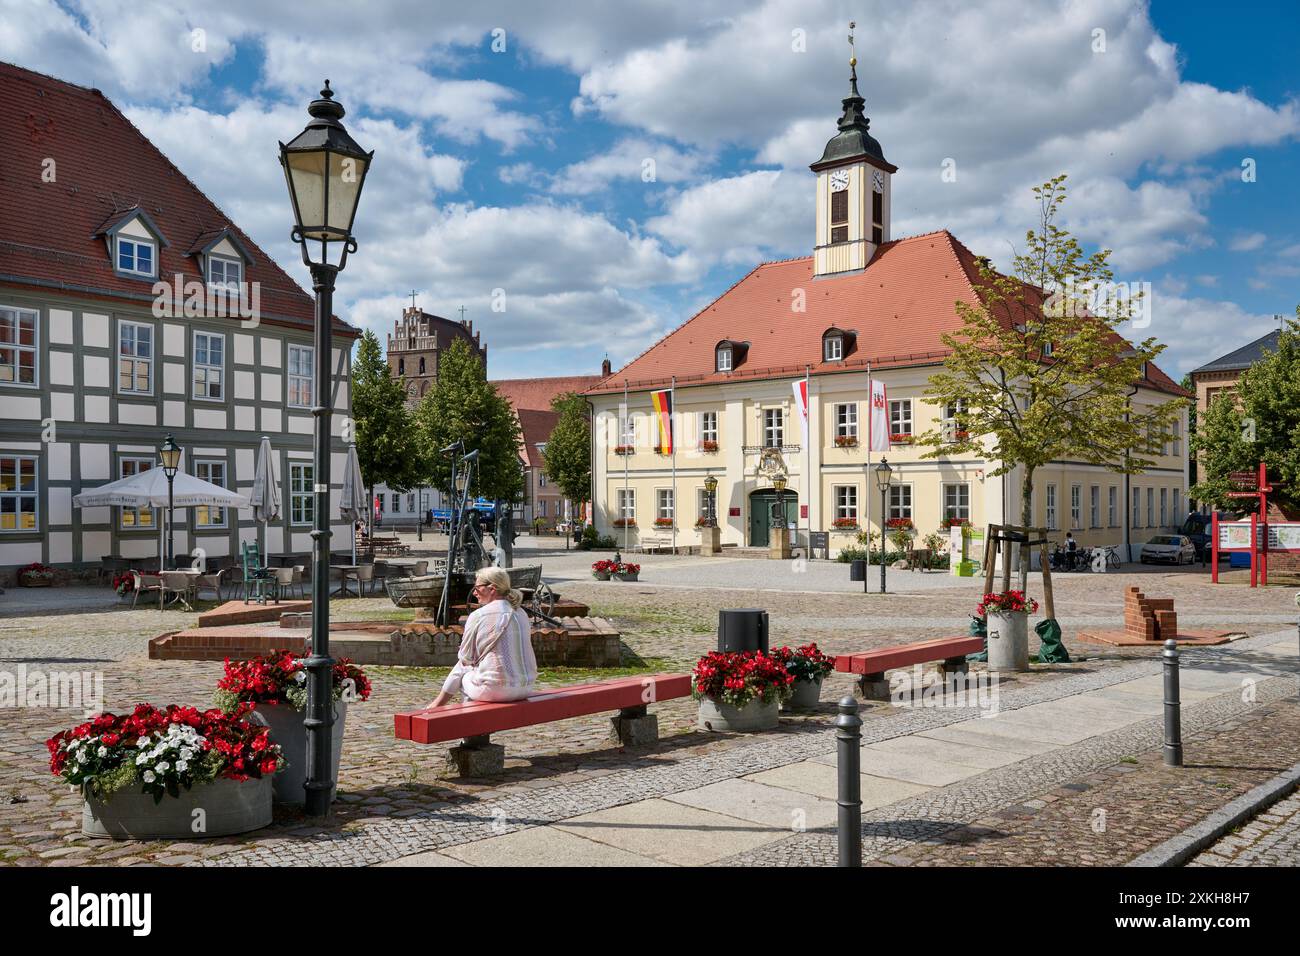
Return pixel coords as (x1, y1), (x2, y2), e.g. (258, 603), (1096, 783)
(346, 563), (376, 596)
(412, 560), (429, 577)
(272, 566), (300, 600)
(194, 567), (226, 602)
(160, 571), (197, 611)
(129, 570), (163, 608)
(99, 556), (129, 584)
(241, 542), (278, 605)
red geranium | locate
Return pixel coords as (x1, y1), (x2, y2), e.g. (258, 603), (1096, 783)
(215, 650), (371, 712)
(769, 643), (836, 682)
(976, 590), (1040, 616)
(691, 649), (794, 708)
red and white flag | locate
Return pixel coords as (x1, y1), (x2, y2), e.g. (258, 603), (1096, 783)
(869, 378), (889, 452)
(792, 379), (809, 447)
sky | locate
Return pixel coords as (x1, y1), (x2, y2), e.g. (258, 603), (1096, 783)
(3, 0), (1297, 380)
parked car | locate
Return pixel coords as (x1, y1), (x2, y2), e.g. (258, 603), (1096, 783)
(1140, 534), (1197, 565)
(1178, 511), (1235, 561)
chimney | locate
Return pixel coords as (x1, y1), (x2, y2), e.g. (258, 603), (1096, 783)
(601, 357), (612, 377)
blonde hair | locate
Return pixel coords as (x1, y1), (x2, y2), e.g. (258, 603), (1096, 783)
(475, 567), (522, 609)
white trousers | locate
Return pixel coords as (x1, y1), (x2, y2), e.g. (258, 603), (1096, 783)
(462, 671), (534, 703)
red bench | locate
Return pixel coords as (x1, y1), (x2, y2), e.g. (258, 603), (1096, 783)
(835, 636), (985, 700)
(394, 673), (692, 776)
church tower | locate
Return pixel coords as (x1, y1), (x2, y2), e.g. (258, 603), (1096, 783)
(811, 23), (898, 278)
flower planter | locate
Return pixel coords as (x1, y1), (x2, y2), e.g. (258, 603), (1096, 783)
(592, 570), (611, 581)
(697, 696), (780, 732)
(18, 574), (53, 587)
(615, 571), (639, 582)
(986, 611), (1030, 672)
(254, 701), (348, 805)
(81, 775), (272, 839)
(781, 676), (823, 711)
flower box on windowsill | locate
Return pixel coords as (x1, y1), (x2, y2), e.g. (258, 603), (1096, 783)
(831, 520), (859, 532)
(612, 518), (636, 528)
(653, 446), (673, 456)
(885, 518), (915, 530)
(889, 433), (913, 445)
(695, 518), (717, 529)
(614, 445), (635, 456)
(699, 440), (719, 453)
(653, 519), (675, 529)
(833, 436), (859, 448)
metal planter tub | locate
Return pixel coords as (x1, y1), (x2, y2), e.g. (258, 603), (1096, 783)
(697, 696), (780, 732)
(781, 676), (824, 711)
(81, 775), (272, 839)
(986, 611), (1031, 672)
(255, 701), (348, 805)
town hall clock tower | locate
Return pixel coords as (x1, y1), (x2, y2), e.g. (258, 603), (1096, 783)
(811, 24), (898, 278)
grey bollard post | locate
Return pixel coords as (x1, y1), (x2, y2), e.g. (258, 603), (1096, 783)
(835, 696), (863, 867)
(1162, 639), (1183, 767)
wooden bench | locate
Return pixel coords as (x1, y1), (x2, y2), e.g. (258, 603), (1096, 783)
(834, 635), (985, 701)
(394, 673), (691, 776)
(635, 535), (672, 554)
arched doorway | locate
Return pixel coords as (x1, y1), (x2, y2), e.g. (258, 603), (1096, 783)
(749, 488), (797, 547)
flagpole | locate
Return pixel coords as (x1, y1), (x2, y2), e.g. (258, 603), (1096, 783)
(670, 375), (677, 556)
(623, 379), (630, 554)
(804, 365), (811, 553)
(866, 361), (872, 566)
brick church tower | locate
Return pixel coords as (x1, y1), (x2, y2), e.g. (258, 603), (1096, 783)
(386, 306), (487, 405)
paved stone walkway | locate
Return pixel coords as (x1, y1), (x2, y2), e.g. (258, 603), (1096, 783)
(1190, 789), (1300, 867)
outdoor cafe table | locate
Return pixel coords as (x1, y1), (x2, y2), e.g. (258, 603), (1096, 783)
(330, 565), (361, 598)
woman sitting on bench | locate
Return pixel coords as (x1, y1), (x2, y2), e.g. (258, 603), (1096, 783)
(426, 567), (537, 707)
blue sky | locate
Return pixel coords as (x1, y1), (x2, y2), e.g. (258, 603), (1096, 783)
(6, 0), (1297, 380)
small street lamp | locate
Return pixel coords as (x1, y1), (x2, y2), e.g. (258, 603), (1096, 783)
(158, 433), (182, 570)
(280, 80), (372, 817)
(704, 473), (718, 526)
(773, 475), (788, 545)
(875, 458), (892, 594)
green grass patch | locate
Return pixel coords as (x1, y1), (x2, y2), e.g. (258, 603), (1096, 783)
(1119, 755), (1138, 765)
(586, 602), (713, 637)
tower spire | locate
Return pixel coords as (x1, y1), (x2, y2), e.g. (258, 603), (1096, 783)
(838, 20), (868, 133)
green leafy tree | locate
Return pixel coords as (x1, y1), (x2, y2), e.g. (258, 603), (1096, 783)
(413, 338), (522, 503)
(541, 392), (592, 519)
(351, 330), (424, 516)
(916, 174), (1186, 531)
(1191, 311), (1300, 510)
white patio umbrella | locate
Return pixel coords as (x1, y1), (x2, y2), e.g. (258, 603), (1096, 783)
(340, 444), (367, 565)
(74, 468), (249, 573)
(249, 436), (281, 561)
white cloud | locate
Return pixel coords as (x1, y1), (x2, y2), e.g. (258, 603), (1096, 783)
(646, 169), (807, 265)
(1137, 294), (1279, 376)
(549, 138), (709, 196)
(1229, 232), (1267, 252)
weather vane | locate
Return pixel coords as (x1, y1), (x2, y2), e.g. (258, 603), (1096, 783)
(848, 20), (856, 68)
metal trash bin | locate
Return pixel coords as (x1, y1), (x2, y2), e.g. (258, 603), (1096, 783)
(849, 559), (866, 582)
(718, 608), (769, 654)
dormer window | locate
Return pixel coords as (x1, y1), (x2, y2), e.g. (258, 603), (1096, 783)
(716, 346), (732, 372)
(208, 255), (243, 289)
(117, 237), (155, 277)
(824, 334), (843, 362)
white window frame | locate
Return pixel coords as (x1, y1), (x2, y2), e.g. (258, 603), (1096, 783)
(1045, 484), (1057, 530)
(193, 460), (228, 528)
(116, 236), (156, 278)
(1133, 487), (1142, 528)
(889, 399), (912, 436)
(290, 462), (314, 526)
(0, 305), (39, 388)
(1090, 485), (1100, 528)
(1070, 484), (1081, 530)
(656, 488), (675, 522)
(288, 344), (314, 409)
(834, 485), (859, 522)
(1108, 486), (1118, 528)
(118, 320), (154, 395)
(824, 335), (843, 362)
(1146, 487), (1155, 528)
(835, 402), (858, 439)
(407, 493), (415, 512)
(942, 482), (970, 521)
(538, 499), (547, 517)
(763, 408), (784, 448)
(1172, 489), (1182, 524)
(617, 487), (636, 521)
(697, 487), (711, 521)
(619, 413), (636, 447)
(1171, 419), (1181, 458)
(700, 411), (718, 445)
(888, 483), (912, 521)
(1160, 488), (1167, 528)
(0, 454), (39, 533)
(118, 457), (156, 530)
(192, 330), (225, 401)
(716, 347), (732, 372)
(207, 255), (243, 290)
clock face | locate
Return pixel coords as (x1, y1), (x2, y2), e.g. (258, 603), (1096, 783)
(872, 170), (885, 193)
(829, 170), (850, 192)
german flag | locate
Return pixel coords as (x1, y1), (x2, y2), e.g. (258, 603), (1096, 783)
(650, 388), (673, 454)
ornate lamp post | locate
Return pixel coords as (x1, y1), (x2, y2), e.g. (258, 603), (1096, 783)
(158, 433), (182, 569)
(279, 80), (372, 817)
(704, 474), (718, 526)
(773, 475), (788, 548)
(875, 458), (892, 594)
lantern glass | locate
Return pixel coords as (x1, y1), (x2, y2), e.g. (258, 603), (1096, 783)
(159, 434), (182, 475)
(875, 458), (892, 492)
(284, 149), (368, 241)
(704, 475), (718, 493)
(773, 476), (787, 494)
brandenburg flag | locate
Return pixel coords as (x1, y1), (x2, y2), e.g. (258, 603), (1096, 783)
(650, 388), (673, 454)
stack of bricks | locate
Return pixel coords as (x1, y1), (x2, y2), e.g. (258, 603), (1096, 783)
(1124, 586), (1178, 642)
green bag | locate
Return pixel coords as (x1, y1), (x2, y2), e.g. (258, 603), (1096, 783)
(1035, 618), (1071, 663)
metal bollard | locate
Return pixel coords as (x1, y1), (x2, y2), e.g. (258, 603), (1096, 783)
(1162, 639), (1183, 767)
(835, 696), (863, 867)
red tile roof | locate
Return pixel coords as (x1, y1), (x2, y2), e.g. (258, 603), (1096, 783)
(493, 374), (606, 412)
(0, 61), (356, 338)
(586, 229), (1185, 398)
(515, 408), (562, 468)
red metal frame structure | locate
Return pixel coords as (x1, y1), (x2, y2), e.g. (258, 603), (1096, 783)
(1212, 463), (1273, 587)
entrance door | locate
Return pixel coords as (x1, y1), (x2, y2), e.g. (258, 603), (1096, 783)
(749, 490), (798, 547)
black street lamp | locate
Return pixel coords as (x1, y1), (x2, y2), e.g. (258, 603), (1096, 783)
(280, 80), (372, 817)
(875, 457), (892, 594)
(158, 433), (182, 569)
(773, 475), (788, 547)
(704, 473), (718, 526)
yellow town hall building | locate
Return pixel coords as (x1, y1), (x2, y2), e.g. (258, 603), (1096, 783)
(585, 65), (1189, 559)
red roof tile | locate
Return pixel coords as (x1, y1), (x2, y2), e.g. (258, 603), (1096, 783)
(586, 229), (1185, 398)
(515, 408), (561, 468)
(493, 375), (606, 412)
(0, 61), (356, 338)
